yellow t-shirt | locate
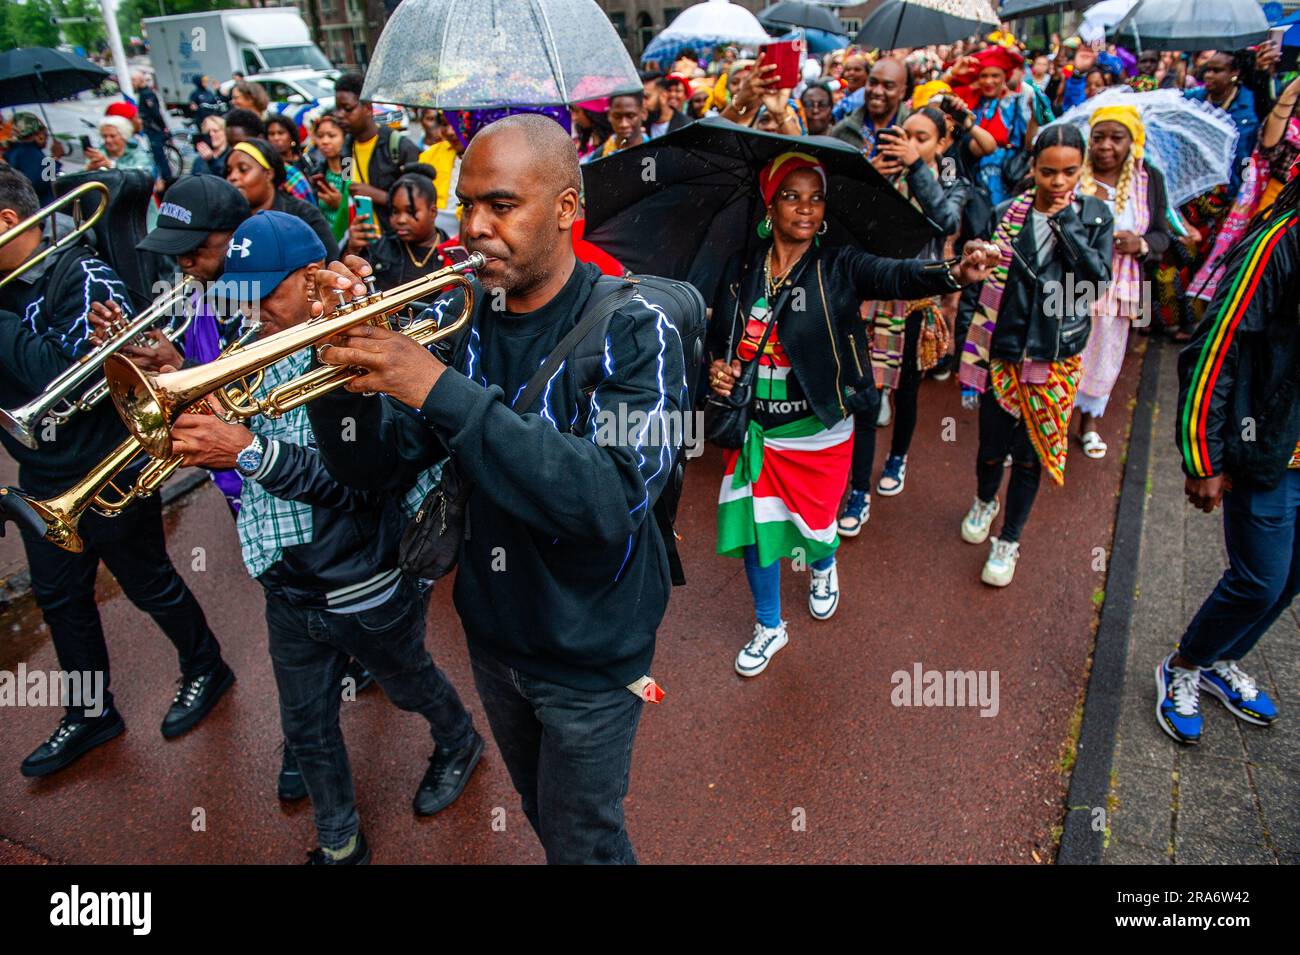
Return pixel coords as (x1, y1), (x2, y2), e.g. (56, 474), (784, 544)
(417, 140), (457, 210)
(351, 134), (377, 185)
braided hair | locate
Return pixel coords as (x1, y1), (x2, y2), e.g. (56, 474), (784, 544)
(1081, 147), (1137, 215)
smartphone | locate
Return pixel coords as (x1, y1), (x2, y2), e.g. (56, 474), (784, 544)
(79, 134), (92, 151)
(1269, 26), (1289, 48)
(758, 38), (803, 90)
(353, 195), (376, 239)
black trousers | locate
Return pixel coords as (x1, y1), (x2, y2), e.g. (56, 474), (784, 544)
(20, 493), (221, 721)
(974, 389), (1041, 544)
(851, 311), (923, 492)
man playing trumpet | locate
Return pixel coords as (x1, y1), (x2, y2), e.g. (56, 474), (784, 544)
(166, 210), (481, 864)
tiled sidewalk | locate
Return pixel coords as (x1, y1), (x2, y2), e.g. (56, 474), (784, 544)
(1103, 340), (1300, 865)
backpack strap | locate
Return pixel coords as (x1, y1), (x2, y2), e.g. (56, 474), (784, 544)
(514, 282), (634, 413)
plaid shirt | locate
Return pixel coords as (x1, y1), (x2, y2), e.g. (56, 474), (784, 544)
(235, 348), (441, 579)
(235, 349), (315, 578)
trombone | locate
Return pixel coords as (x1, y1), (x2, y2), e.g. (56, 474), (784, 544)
(105, 253), (484, 459)
(0, 323), (263, 553)
(0, 180), (108, 293)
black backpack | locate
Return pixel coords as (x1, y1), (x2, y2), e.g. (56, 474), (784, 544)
(567, 275), (707, 586)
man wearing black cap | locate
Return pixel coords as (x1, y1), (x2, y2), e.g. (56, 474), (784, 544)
(168, 210), (481, 864)
(90, 175), (253, 512)
(0, 166), (233, 778)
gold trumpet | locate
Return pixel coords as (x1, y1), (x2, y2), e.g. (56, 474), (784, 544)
(104, 253), (483, 458)
(0, 326), (264, 553)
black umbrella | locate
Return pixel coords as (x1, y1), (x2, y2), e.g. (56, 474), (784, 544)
(581, 116), (935, 305)
(855, 0), (1000, 52)
(0, 47), (110, 108)
(757, 2), (845, 34)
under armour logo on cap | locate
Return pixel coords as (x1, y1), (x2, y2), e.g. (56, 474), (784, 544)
(228, 238), (253, 258)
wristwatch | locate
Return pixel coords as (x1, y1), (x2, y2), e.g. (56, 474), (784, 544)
(235, 434), (265, 477)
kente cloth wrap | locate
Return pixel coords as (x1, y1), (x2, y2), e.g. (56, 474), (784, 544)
(990, 354), (1084, 487)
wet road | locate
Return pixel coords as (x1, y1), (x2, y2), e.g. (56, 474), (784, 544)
(0, 347), (1142, 864)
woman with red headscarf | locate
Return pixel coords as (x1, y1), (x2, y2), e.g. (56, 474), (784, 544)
(946, 45), (1037, 207)
(706, 150), (1000, 677)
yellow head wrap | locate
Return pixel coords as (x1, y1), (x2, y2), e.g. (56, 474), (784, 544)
(912, 80), (952, 111)
(1089, 104), (1145, 161)
(232, 140), (273, 170)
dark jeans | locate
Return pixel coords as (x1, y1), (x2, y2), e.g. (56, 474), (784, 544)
(265, 576), (473, 850)
(20, 493), (220, 721)
(469, 646), (643, 864)
(143, 129), (169, 179)
(852, 311), (923, 491)
(975, 389), (1041, 544)
(1179, 469), (1300, 667)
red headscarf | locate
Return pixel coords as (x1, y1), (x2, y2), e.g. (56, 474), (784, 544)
(972, 45), (1023, 78)
(758, 151), (827, 208)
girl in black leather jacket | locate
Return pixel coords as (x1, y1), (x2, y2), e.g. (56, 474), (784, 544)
(840, 106), (972, 534)
(957, 124), (1113, 588)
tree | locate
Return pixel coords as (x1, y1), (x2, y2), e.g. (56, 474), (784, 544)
(1, 0), (62, 50)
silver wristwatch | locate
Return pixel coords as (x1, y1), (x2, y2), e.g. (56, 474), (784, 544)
(235, 434), (266, 477)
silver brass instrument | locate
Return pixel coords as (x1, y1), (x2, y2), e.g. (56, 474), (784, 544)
(0, 277), (196, 449)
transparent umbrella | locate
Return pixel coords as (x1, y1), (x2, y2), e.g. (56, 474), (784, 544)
(362, 0), (642, 109)
(641, 0), (773, 64)
(1041, 86), (1240, 206)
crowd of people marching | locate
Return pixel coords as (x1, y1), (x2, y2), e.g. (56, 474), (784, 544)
(1, 21), (1298, 864)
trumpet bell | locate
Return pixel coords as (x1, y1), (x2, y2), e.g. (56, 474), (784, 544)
(0, 488), (84, 553)
(104, 355), (175, 459)
(0, 408), (38, 450)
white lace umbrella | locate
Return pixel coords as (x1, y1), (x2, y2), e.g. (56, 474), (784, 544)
(1041, 86), (1240, 206)
(641, 0), (773, 64)
(362, 0), (642, 109)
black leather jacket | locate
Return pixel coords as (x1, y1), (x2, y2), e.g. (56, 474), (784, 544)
(709, 243), (960, 428)
(986, 194), (1113, 363)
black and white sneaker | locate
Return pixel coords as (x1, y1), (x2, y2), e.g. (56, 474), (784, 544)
(161, 660), (234, 739)
(808, 563), (839, 619)
(735, 621), (789, 677)
(20, 710), (125, 778)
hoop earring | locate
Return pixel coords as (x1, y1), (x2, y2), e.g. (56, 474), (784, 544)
(818, 220), (828, 235)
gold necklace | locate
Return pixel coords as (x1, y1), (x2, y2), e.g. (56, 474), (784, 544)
(403, 240), (437, 269)
(764, 246), (799, 301)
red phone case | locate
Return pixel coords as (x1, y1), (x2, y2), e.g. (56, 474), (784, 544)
(759, 39), (803, 90)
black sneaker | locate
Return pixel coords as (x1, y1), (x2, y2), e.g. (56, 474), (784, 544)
(343, 658), (374, 694)
(21, 709), (125, 778)
(160, 660), (235, 739)
(413, 729), (484, 816)
(305, 830), (371, 865)
(278, 740), (308, 802)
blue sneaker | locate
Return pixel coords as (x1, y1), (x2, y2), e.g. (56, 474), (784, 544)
(1155, 653), (1203, 744)
(838, 490), (870, 537)
(876, 454), (907, 497)
(1200, 660), (1278, 726)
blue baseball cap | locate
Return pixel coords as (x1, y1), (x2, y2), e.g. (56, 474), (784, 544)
(214, 210), (325, 302)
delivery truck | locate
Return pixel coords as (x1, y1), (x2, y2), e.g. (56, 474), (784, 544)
(144, 7), (336, 108)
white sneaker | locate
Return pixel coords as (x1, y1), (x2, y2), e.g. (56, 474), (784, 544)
(808, 563), (839, 620)
(960, 495), (999, 543)
(735, 621), (789, 677)
(981, 537), (1019, 587)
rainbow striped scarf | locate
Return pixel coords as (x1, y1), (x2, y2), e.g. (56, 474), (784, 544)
(959, 190), (1035, 393)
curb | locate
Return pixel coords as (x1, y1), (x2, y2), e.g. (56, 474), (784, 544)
(0, 469), (210, 612)
(1057, 339), (1164, 864)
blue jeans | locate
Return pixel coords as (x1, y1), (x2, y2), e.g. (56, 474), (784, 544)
(1179, 469), (1300, 667)
(265, 577), (473, 850)
(469, 646), (643, 864)
(743, 545), (835, 628)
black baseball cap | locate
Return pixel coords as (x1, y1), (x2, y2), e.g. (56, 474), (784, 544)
(136, 176), (251, 255)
